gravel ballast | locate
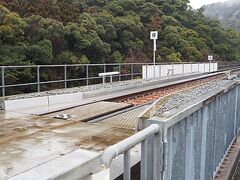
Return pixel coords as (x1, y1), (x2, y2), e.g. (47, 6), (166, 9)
(156, 80), (232, 115)
(5, 73), (197, 100)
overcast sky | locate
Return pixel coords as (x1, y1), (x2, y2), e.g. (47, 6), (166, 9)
(189, 0), (226, 9)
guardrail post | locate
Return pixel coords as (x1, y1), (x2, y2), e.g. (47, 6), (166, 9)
(159, 64), (161, 77)
(208, 62), (210, 72)
(37, 66), (40, 92)
(104, 64), (106, 73)
(86, 65), (89, 86)
(119, 64), (121, 81)
(182, 64), (184, 75)
(64, 65), (67, 89)
(141, 140), (148, 180)
(234, 86), (238, 136)
(146, 65), (148, 79)
(131, 64), (134, 80)
(124, 150), (131, 180)
(2, 67), (5, 97)
(153, 132), (162, 180)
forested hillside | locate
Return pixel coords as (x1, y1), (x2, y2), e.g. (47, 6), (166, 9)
(203, 0), (240, 31)
(1, 0), (240, 66)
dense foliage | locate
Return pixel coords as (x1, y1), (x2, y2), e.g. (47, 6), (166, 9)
(1, 0), (240, 66)
(203, 0), (240, 31)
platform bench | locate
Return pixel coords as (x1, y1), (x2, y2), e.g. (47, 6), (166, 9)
(99, 71), (120, 84)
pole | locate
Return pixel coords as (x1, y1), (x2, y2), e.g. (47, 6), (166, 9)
(37, 66), (40, 92)
(86, 65), (89, 86)
(118, 64), (121, 81)
(131, 64), (134, 80)
(64, 65), (67, 89)
(208, 55), (213, 73)
(209, 60), (210, 73)
(150, 31), (158, 79)
(153, 39), (156, 79)
(2, 67), (5, 97)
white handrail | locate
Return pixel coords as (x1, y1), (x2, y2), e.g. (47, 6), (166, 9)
(101, 124), (160, 168)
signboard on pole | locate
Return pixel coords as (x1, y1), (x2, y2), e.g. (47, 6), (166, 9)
(150, 31), (158, 40)
(150, 31), (158, 79)
(208, 55), (213, 61)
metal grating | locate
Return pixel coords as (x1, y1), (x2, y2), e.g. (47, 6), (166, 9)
(95, 105), (148, 130)
(46, 101), (132, 122)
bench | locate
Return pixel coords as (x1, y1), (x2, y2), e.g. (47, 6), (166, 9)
(99, 72), (120, 84)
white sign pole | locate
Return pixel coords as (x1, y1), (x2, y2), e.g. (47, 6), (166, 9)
(208, 55), (213, 72)
(150, 31), (158, 79)
(153, 39), (156, 78)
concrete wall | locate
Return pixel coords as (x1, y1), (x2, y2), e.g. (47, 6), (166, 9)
(142, 63), (218, 79)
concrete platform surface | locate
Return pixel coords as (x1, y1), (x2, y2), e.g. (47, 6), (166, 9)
(0, 110), (133, 179)
(46, 101), (132, 122)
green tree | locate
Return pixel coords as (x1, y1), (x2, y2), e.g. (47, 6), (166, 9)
(27, 40), (53, 64)
(166, 52), (182, 62)
(112, 51), (122, 63)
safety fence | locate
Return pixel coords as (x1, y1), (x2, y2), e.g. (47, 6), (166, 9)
(0, 63), (143, 97)
(0, 62), (233, 97)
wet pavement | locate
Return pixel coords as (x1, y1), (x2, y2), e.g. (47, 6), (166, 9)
(0, 110), (134, 179)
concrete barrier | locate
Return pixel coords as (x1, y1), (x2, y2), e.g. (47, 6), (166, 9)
(142, 63), (218, 79)
(1, 92), (83, 111)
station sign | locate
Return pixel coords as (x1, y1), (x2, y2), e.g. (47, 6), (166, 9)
(150, 31), (158, 40)
(208, 55), (213, 61)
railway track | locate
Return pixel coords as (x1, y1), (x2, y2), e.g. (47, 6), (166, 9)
(89, 72), (233, 129)
(110, 74), (225, 106)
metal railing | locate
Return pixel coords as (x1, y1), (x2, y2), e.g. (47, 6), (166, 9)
(101, 124), (161, 180)
(1, 61), (240, 97)
(0, 63), (148, 97)
(0, 62), (227, 97)
(47, 123), (161, 180)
